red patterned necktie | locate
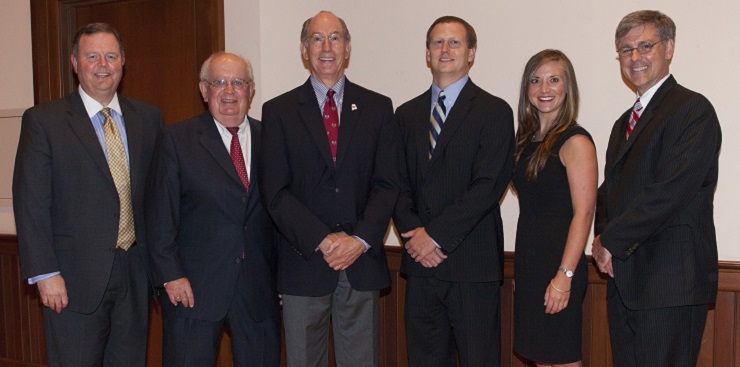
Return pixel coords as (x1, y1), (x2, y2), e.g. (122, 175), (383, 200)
(626, 98), (643, 139)
(226, 127), (250, 192)
(323, 89), (339, 165)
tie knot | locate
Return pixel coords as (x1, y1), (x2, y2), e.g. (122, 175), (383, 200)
(633, 98), (643, 112)
(226, 127), (239, 136)
(327, 89), (336, 99)
(100, 107), (112, 119)
(438, 90), (446, 102)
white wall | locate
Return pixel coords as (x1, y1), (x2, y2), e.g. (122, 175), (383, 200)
(226, 0), (740, 260)
(2, 1), (737, 260)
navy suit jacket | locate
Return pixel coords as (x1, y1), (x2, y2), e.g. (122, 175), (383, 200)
(260, 78), (400, 296)
(595, 76), (722, 310)
(13, 91), (162, 314)
(146, 111), (279, 322)
(393, 79), (515, 282)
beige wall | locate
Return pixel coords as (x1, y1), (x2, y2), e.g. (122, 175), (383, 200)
(1, 1), (738, 260)
(225, 0), (740, 260)
(0, 1), (33, 233)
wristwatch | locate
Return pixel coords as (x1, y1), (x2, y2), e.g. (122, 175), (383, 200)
(558, 266), (574, 278)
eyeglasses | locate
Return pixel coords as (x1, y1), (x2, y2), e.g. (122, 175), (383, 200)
(617, 40), (664, 58)
(203, 79), (251, 89)
(308, 33), (344, 46)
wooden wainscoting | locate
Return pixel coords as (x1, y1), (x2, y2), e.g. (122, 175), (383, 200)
(2, 235), (739, 366)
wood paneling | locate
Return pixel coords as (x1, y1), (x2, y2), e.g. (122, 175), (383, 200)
(2, 237), (739, 367)
(30, 0), (224, 124)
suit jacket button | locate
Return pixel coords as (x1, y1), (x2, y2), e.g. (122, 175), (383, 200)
(236, 257), (242, 263)
(425, 209), (431, 214)
(243, 226), (248, 231)
(241, 196), (247, 203)
(335, 187), (340, 193)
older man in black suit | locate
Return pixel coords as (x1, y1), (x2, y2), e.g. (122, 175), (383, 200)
(260, 10), (399, 367)
(592, 10), (722, 367)
(393, 16), (515, 367)
(146, 52), (280, 366)
(13, 23), (162, 366)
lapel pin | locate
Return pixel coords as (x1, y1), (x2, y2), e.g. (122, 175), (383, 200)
(351, 104), (358, 111)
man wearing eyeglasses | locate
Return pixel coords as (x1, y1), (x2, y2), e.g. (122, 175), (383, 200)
(260, 10), (399, 367)
(146, 52), (280, 366)
(592, 10), (721, 366)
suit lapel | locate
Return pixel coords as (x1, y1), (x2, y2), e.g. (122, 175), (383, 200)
(65, 93), (117, 191)
(428, 79), (476, 165)
(120, 97), (144, 195)
(197, 112), (246, 190)
(298, 79), (335, 169)
(336, 79), (362, 170)
(413, 89), (433, 175)
(611, 76), (677, 171)
(245, 117), (261, 211)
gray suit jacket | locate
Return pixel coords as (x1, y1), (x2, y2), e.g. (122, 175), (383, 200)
(13, 91), (162, 313)
(595, 76), (722, 310)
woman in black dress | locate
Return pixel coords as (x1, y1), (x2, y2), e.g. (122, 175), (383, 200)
(512, 50), (598, 367)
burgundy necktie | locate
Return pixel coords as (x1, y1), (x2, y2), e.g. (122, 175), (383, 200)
(226, 127), (250, 192)
(323, 89), (339, 165)
(626, 98), (643, 139)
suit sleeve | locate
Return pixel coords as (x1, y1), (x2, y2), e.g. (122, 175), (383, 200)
(259, 103), (333, 258)
(349, 98), (401, 251)
(393, 109), (423, 235)
(600, 96), (721, 260)
(145, 130), (186, 285)
(427, 103), (515, 252)
(13, 108), (58, 279)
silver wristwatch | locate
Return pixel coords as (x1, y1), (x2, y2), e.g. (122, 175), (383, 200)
(558, 266), (574, 278)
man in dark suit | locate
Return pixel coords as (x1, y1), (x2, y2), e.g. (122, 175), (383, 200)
(146, 52), (280, 366)
(260, 10), (399, 367)
(592, 10), (722, 367)
(393, 16), (515, 367)
(13, 23), (162, 366)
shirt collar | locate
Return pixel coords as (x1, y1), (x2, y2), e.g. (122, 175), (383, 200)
(310, 75), (346, 105)
(431, 75), (469, 110)
(78, 85), (122, 119)
(213, 116), (249, 133)
(636, 73), (671, 110)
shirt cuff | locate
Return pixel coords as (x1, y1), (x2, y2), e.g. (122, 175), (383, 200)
(28, 271), (60, 285)
(353, 236), (371, 253)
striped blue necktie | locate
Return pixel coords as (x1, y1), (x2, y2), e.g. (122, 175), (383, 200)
(429, 90), (447, 158)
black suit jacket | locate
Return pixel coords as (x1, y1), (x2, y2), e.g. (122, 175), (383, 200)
(13, 91), (162, 314)
(146, 111), (279, 322)
(595, 76), (722, 310)
(260, 78), (400, 297)
(393, 79), (515, 282)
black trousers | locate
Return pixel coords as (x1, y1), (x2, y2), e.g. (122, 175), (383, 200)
(161, 263), (281, 367)
(405, 275), (501, 367)
(607, 279), (708, 367)
(43, 245), (150, 367)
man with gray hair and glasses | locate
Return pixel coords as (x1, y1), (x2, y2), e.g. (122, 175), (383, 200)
(147, 52), (280, 366)
(593, 10), (721, 366)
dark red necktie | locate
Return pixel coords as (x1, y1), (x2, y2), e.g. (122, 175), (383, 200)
(323, 89), (339, 165)
(226, 127), (250, 192)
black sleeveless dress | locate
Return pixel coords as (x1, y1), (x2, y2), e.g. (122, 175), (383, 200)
(512, 125), (592, 363)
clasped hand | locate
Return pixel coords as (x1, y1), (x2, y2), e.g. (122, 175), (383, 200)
(402, 227), (448, 268)
(319, 232), (365, 271)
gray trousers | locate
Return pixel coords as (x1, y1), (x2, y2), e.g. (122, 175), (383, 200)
(282, 271), (379, 367)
